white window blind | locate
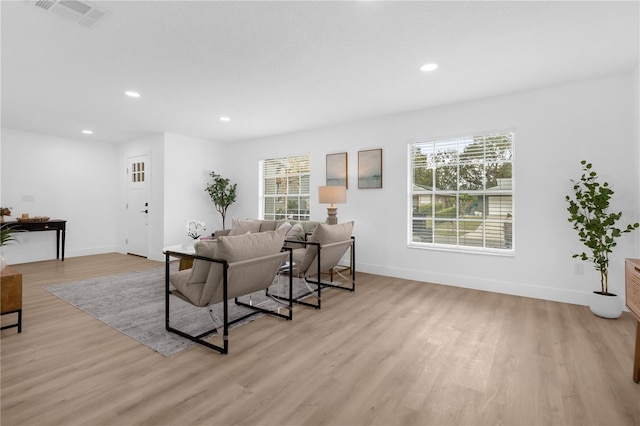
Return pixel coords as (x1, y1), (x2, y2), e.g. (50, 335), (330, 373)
(260, 155), (311, 221)
(409, 131), (514, 253)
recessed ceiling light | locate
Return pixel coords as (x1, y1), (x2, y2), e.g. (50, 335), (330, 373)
(220, 116), (231, 122)
(419, 63), (439, 72)
(82, 130), (93, 135)
(125, 91), (141, 98)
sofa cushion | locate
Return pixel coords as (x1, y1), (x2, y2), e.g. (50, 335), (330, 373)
(217, 228), (286, 263)
(228, 219), (261, 236)
(213, 228), (231, 237)
(187, 239), (219, 284)
(259, 220), (278, 232)
(299, 221), (354, 274)
(301, 221), (321, 235)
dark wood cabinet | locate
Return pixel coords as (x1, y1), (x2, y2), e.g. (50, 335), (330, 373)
(1, 265), (22, 333)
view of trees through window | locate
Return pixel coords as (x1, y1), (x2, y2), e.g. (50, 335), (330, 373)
(261, 155), (310, 221)
(409, 131), (514, 251)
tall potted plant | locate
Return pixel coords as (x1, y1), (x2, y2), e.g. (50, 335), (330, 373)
(566, 160), (639, 318)
(205, 171), (237, 230)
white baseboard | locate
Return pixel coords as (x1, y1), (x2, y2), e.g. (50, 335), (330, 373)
(7, 245), (120, 265)
(358, 262), (592, 307)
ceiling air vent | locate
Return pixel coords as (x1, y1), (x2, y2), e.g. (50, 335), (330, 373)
(33, 0), (107, 28)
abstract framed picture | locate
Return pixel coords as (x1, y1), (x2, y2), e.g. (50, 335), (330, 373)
(358, 149), (382, 189)
(326, 152), (348, 188)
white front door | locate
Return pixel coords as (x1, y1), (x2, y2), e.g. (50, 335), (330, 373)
(126, 154), (150, 257)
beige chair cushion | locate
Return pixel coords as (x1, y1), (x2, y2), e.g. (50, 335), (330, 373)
(228, 219), (261, 236)
(187, 239), (219, 284)
(299, 221), (354, 274)
(198, 229), (287, 306)
(291, 248), (307, 272)
(172, 229), (288, 307)
(172, 269), (207, 306)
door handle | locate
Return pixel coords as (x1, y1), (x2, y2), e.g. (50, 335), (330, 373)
(140, 209), (148, 214)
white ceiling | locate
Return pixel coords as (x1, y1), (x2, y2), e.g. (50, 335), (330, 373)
(1, 1), (638, 144)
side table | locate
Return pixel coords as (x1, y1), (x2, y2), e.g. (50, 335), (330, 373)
(163, 244), (196, 271)
(1, 265), (23, 333)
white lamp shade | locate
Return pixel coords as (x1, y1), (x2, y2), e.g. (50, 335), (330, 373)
(318, 186), (346, 204)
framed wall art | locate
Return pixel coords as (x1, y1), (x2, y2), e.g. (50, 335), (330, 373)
(326, 152), (348, 188)
(358, 149), (382, 189)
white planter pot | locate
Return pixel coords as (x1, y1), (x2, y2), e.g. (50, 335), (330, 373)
(589, 291), (622, 319)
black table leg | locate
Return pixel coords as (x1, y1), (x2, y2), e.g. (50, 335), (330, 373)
(61, 228), (65, 261)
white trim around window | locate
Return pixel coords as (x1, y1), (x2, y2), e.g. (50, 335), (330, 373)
(408, 130), (515, 255)
(259, 154), (311, 222)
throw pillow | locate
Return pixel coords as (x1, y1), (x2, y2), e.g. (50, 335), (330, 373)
(217, 228), (287, 263)
(277, 221), (292, 234)
(228, 218), (261, 236)
(187, 239), (219, 284)
(286, 223), (304, 240)
(299, 221), (354, 274)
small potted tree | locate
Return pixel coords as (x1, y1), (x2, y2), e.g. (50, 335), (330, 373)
(205, 171), (237, 230)
(1, 222), (22, 271)
(566, 160), (639, 318)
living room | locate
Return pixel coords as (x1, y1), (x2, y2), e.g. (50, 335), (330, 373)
(1, 1), (639, 425)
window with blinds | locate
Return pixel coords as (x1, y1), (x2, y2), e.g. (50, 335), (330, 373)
(259, 155), (311, 221)
(409, 131), (514, 253)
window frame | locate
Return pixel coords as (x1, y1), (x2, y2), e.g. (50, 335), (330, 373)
(259, 154), (311, 222)
(407, 130), (515, 255)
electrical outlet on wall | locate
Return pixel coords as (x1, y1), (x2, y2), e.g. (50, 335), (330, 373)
(21, 195), (35, 202)
(574, 263), (584, 275)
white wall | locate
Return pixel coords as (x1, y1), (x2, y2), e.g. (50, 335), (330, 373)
(634, 64), (640, 255)
(163, 132), (227, 251)
(1, 128), (118, 263)
(1, 130), (228, 264)
(225, 72), (640, 306)
(2, 72), (637, 307)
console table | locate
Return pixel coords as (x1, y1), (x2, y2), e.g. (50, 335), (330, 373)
(3, 219), (67, 261)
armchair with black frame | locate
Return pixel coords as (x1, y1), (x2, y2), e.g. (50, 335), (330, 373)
(280, 221), (355, 309)
(164, 229), (293, 355)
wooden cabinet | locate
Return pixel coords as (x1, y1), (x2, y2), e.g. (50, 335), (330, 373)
(1, 265), (22, 333)
(624, 259), (640, 383)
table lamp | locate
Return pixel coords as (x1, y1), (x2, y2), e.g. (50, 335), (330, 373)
(318, 186), (347, 225)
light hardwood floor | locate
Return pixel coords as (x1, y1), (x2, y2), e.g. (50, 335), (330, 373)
(1, 253), (639, 425)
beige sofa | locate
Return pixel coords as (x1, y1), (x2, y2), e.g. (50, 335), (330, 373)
(214, 218), (323, 246)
